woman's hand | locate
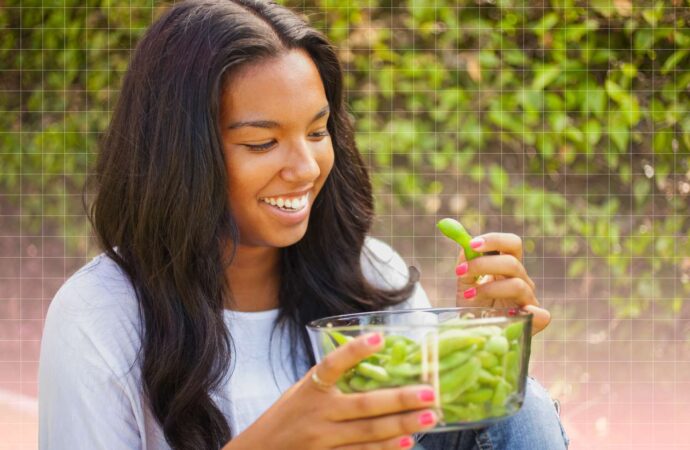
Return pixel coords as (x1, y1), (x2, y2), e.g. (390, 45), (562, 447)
(454, 232), (551, 335)
(224, 333), (438, 450)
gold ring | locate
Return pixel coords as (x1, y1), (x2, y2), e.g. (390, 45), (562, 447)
(311, 370), (334, 392)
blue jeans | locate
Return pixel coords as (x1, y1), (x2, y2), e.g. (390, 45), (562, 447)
(413, 377), (570, 449)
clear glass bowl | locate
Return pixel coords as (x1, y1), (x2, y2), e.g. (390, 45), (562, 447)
(306, 307), (532, 432)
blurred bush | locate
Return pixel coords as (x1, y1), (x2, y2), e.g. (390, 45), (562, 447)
(1, 0), (689, 316)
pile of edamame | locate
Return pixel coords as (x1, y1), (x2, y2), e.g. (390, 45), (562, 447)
(325, 320), (525, 425)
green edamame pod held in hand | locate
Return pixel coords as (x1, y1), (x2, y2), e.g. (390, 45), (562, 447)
(437, 218), (481, 261)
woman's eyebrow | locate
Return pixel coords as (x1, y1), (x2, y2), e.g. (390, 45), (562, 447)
(227, 105), (330, 130)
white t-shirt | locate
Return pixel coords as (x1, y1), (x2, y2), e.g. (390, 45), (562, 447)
(38, 237), (431, 449)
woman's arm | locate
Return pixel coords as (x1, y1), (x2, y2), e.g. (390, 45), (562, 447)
(39, 277), (143, 449)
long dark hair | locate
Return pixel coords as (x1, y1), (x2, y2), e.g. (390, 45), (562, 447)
(89, 1), (418, 448)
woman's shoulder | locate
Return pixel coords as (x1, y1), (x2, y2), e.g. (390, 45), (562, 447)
(361, 236), (409, 289)
(42, 253), (142, 375)
(361, 237), (431, 309)
(49, 252), (139, 320)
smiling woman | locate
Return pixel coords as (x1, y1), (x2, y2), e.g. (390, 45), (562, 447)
(220, 50), (334, 251)
(37, 1), (566, 449)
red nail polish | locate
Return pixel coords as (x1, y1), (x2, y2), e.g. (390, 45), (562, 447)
(418, 411), (435, 426)
(418, 389), (435, 402)
(508, 308), (518, 316)
(470, 237), (484, 249)
(366, 333), (382, 346)
(399, 436), (413, 448)
(455, 262), (468, 276)
(463, 287), (477, 299)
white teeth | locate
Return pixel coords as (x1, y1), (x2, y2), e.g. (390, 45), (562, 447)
(262, 193), (309, 211)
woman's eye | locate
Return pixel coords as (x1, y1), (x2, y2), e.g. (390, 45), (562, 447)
(241, 131), (327, 151)
(243, 140), (276, 151)
(310, 130), (330, 138)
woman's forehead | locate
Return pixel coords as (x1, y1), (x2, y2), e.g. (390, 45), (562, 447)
(221, 49), (327, 123)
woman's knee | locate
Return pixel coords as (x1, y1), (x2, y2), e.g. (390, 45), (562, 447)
(477, 376), (570, 449)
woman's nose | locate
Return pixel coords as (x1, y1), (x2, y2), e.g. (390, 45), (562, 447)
(281, 140), (321, 182)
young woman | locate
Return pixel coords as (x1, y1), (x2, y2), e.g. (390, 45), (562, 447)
(38, 1), (568, 449)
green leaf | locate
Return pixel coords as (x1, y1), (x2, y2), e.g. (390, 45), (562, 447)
(591, 0), (614, 18)
(532, 12), (559, 34)
(653, 129), (672, 154)
(584, 119), (602, 147)
(620, 63), (637, 79)
(634, 29), (655, 53)
(608, 114), (630, 152)
(605, 79), (625, 103)
(661, 49), (689, 75)
(488, 165), (509, 207)
(532, 65), (561, 91)
(642, 3), (664, 27)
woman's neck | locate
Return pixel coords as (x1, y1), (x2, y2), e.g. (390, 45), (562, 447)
(224, 245), (281, 312)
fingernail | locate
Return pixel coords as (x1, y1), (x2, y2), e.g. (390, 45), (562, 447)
(418, 411), (436, 426)
(455, 262), (468, 276)
(366, 333), (382, 346)
(399, 436), (414, 448)
(470, 237), (484, 249)
(463, 287), (477, 300)
(508, 308), (518, 316)
(418, 389), (435, 402)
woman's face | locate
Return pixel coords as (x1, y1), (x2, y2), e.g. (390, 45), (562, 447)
(220, 49), (334, 248)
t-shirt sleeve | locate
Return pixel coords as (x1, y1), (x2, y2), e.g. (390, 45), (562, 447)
(38, 267), (143, 450)
(360, 237), (432, 309)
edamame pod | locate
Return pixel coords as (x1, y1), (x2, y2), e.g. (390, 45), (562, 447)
(477, 368), (500, 386)
(485, 335), (510, 355)
(438, 330), (486, 357)
(321, 334), (337, 354)
(438, 348), (474, 372)
(504, 321), (524, 341)
(491, 379), (511, 409)
(437, 218), (481, 261)
(385, 362), (422, 378)
(440, 357), (481, 403)
(459, 388), (494, 404)
(442, 403), (484, 421)
(336, 378), (353, 393)
(356, 362), (391, 382)
(348, 375), (370, 392)
(502, 350), (519, 387)
(475, 350), (499, 369)
(329, 331), (353, 346)
(390, 340), (408, 365)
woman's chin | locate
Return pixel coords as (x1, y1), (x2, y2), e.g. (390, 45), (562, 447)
(260, 223), (309, 248)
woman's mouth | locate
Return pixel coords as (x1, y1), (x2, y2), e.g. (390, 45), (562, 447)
(260, 193), (309, 213)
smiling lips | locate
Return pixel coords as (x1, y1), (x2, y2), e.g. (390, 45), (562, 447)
(261, 192), (309, 211)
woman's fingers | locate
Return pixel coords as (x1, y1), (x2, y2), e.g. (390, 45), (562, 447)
(334, 434), (416, 450)
(523, 305), (551, 335)
(456, 255), (535, 291)
(310, 333), (384, 390)
(329, 385), (435, 421)
(462, 277), (539, 307)
(470, 232), (523, 260)
(333, 409), (437, 446)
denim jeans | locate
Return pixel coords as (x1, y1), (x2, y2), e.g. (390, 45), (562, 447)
(412, 377), (570, 450)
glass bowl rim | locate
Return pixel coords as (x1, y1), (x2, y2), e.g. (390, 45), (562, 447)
(306, 306), (533, 331)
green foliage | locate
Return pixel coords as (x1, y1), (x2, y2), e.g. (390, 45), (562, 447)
(287, 0), (690, 316)
(0, 1), (161, 248)
(2, 1), (689, 315)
